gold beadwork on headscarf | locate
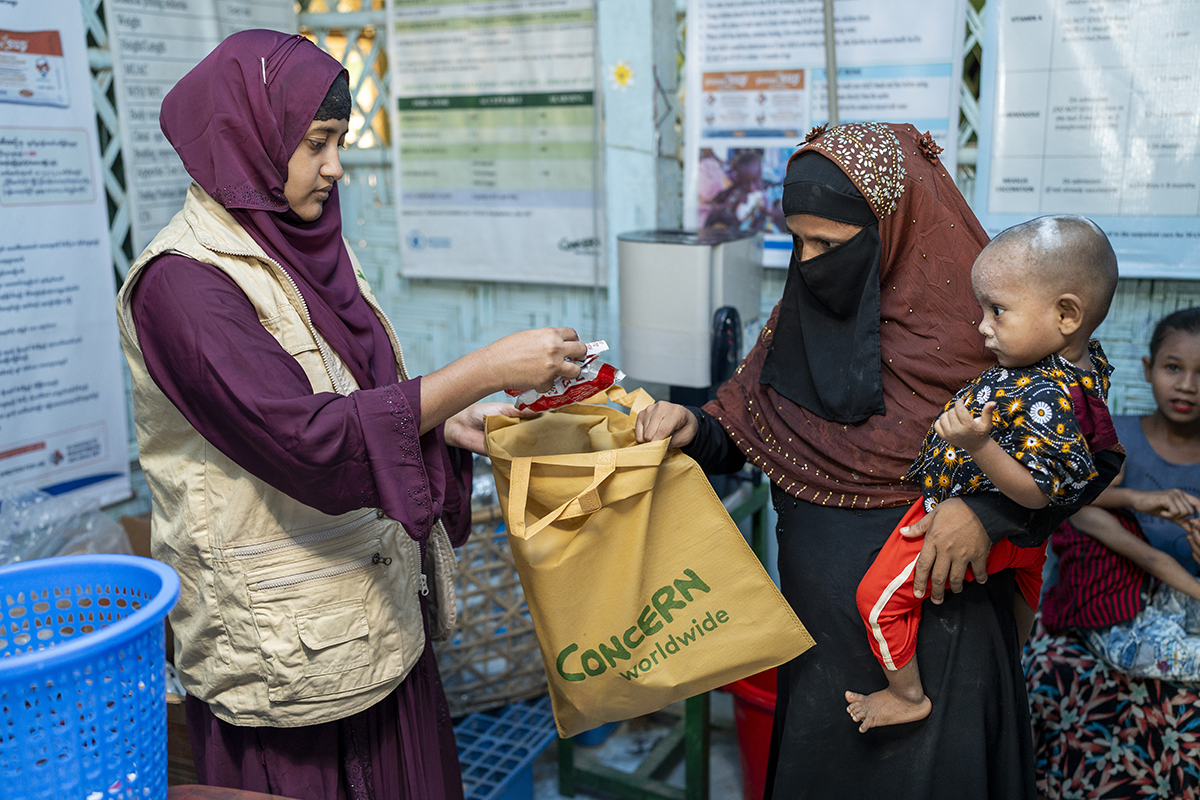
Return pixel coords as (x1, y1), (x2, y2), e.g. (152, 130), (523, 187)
(801, 121), (907, 218)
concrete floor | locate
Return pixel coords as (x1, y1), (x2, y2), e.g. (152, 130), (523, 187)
(531, 691), (745, 800)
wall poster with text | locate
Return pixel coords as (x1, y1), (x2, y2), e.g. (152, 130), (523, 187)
(103, 0), (296, 258)
(975, 0), (1200, 278)
(387, 0), (600, 285)
(0, 0), (129, 505)
(684, 0), (968, 267)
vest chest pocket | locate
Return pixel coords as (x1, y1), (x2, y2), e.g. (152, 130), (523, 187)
(279, 340), (333, 395)
(260, 310), (336, 394)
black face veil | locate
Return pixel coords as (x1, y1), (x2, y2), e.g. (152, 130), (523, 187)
(759, 152), (884, 424)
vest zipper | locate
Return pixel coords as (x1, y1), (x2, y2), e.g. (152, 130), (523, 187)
(251, 552), (382, 591)
(411, 539), (427, 596)
(202, 243), (350, 394)
(228, 510), (376, 559)
(358, 288), (409, 381)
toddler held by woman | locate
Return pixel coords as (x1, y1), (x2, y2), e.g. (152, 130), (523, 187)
(847, 215), (1123, 731)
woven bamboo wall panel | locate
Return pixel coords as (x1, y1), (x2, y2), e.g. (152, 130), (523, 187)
(1095, 279), (1200, 417)
(436, 515), (547, 717)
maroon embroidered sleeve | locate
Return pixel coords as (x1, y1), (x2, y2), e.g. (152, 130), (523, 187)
(352, 380), (472, 544)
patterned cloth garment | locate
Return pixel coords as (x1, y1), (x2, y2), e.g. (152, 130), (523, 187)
(1024, 615), (1200, 799)
(1041, 511), (1152, 631)
(905, 339), (1113, 511)
(1084, 584), (1200, 683)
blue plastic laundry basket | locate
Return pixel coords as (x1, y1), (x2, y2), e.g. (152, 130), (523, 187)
(0, 554), (180, 800)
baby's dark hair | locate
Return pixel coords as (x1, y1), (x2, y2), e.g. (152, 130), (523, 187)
(315, 72), (351, 121)
(1149, 307), (1200, 364)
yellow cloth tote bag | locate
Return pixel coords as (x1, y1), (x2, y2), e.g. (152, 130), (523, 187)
(485, 388), (814, 738)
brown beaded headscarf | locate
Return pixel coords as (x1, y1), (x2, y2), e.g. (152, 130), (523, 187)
(704, 122), (992, 509)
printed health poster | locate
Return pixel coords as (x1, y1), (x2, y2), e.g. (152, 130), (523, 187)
(104, 0), (296, 258)
(0, 0), (129, 505)
(975, 0), (1200, 278)
(685, 0), (968, 267)
(387, 0), (599, 285)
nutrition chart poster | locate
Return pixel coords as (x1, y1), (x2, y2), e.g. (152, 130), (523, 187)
(103, 0), (296, 257)
(387, 0), (599, 285)
(0, 0), (130, 505)
(684, 0), (968, 267)
(975, 0), (1200, 278)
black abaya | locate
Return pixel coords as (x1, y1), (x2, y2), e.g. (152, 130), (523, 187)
(679, 409), (1113, 799)
(765, 493), (1035, 799)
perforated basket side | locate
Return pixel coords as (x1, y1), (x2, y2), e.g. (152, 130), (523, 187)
(0, 555), (179, 800)
(1, 624), (168, 799)
(0, 555), (179, 674)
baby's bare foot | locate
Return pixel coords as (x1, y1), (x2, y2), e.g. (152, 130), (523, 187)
(844, 689), (932, 733)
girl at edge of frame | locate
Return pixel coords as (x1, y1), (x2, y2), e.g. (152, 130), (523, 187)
(114, 30), (585, 800)
(1042, 306), (1200, 680)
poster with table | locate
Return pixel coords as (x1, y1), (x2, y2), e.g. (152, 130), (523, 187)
(0, 0), (129, 504)
(103, 0), (296, 257)
(974, 0), (1200, 277)
(684, 0), (968, 267)
(386, 0), (599, 285)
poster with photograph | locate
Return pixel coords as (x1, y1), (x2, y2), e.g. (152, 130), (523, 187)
(387, 0), (599, 285)
(685, 0), (967, 267)
(695, 145), (790, 237)
(974, 0), (1200, 277)
(0, 0), (130, 505)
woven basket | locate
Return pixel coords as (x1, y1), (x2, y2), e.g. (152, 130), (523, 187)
(435, 504), (547, 717)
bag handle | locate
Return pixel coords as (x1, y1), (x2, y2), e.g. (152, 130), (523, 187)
(507, 452), (612, 540)
(505, 444), (665, 540)
(580, 385), (655, 416)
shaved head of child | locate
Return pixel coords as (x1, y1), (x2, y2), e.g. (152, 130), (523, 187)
(971, 215), (1118, 372)
(984, 215), (1118, 331)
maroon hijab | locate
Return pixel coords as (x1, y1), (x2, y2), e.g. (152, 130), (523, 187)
(160, 29), (396, 390)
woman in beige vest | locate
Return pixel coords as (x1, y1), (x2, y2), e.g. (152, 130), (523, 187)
(116, 30), (584, 800)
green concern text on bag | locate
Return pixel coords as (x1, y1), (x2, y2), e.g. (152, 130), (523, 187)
(486, 387), (814, 739)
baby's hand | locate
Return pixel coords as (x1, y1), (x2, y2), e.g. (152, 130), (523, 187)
(934, 399), (996, 452)
(1131, 488), (1200, 533)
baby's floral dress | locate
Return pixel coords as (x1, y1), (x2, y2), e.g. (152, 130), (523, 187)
(905, 339), (1112, 511)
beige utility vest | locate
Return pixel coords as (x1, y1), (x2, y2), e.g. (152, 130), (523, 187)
(116, 184), (456, 727)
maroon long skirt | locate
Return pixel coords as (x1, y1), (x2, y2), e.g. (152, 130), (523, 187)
(185, 627), (463, 800)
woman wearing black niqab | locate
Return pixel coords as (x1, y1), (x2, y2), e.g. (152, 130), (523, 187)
(636, 122), (1122, 798)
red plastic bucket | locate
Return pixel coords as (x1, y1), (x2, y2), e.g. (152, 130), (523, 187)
(727, 668), (777, 800)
